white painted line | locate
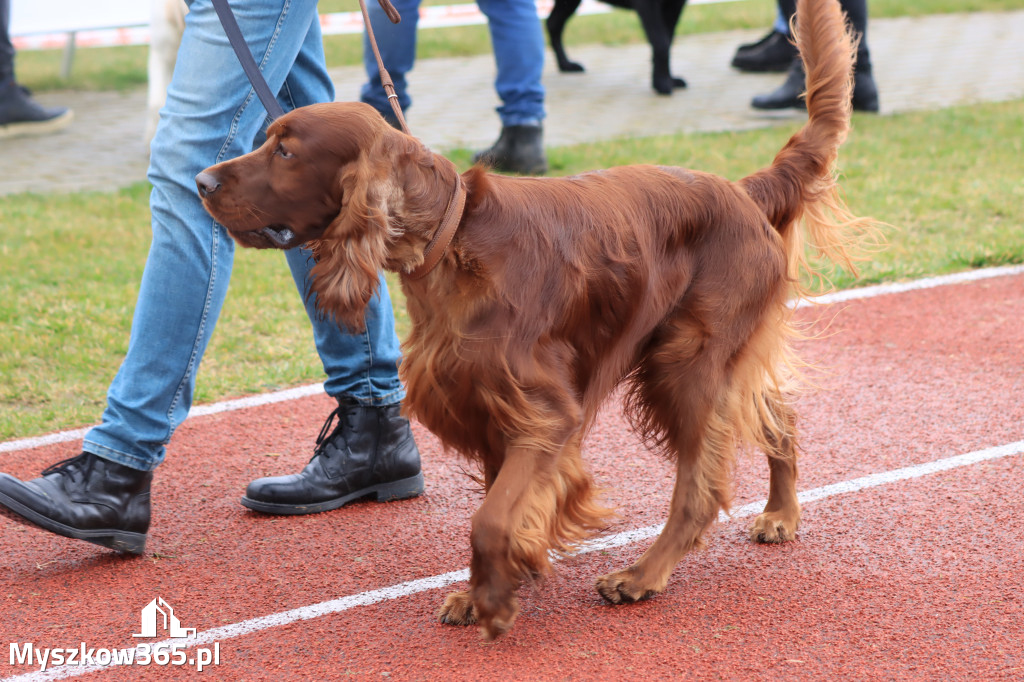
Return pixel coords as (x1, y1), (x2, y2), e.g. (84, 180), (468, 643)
(5, 438), (1023, 681)
(2, 263), (1022, 456)
(796, 263), (1024, 308)
(0, 384), (325, 455)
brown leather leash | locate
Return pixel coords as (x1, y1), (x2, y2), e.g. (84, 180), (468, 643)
(357, 0), (466, 279)
(357, 0), (412, 135)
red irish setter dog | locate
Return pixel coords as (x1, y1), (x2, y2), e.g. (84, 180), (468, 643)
(199, 0), (870, 640)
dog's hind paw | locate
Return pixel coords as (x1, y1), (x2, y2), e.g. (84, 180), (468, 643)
(594, 569), (662, 605)
(437, 590), (477, 626)
(749, 511), (799, 544)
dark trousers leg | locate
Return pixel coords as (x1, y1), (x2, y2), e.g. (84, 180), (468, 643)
(777, 0), (870, 69)
(0, 0), (15, 83)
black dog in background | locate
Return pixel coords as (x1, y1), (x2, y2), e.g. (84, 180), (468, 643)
(546, 0), (689, 95)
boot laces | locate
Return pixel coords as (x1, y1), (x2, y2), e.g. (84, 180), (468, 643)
(312, 405), (348, 460)
(41, 452), (92, 478)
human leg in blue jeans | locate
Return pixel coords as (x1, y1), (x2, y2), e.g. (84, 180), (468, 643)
(359, 0), (548, 175)
(0, 0), (422, 555)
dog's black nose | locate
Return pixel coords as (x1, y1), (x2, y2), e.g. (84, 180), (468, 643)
(195, 172), (221, 198)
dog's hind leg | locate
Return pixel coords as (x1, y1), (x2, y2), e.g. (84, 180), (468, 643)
(633, 0), (686, 94)
(597, 315), (735, 603)
(749, 389), (801, 543)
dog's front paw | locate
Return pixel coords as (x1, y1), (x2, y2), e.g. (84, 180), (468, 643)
(672, 76), (687, 89)
(749, 510), (799, 543)
(595, 568), (662, 604)
(558, 59), (585, 73)
(437, 591), (477, 626)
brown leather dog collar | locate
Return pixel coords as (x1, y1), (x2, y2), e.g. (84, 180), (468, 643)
(407, 175), (467, 280)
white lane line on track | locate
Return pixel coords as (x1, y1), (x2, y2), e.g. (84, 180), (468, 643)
(3, 264), (1022, 457)
(0, 383), (325, 455)
(793, 262), (1024, 309)
(5, 438), (1023, 682)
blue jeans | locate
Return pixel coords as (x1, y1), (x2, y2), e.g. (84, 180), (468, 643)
(360, 0), (546, 126)
(84, 0), (405, 472)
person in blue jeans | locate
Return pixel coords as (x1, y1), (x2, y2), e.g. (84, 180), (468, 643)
(360, 0), (548, 175)
(0, 0), (423, 555)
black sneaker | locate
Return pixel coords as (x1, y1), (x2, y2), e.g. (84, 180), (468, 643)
(731, 30), (798, 73)
(241, 398), (424, 515)
(0, 79), (74, 139)
(0, 452), (152, 554)
(473, 124), (548, 175)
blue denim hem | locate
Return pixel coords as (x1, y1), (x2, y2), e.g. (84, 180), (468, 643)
(83, 439), (160, 472)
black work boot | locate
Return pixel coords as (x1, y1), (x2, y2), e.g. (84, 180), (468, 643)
(241, 398), (424, 515)
(751, 58), (806, 110)
(0, 79), (74, 139)
(751, 58), (880, 113)
(472, 124), (548, 175)
(0, 453), (152, 554)
(731, 30), (798, 73)
(851, 65), (880, 113)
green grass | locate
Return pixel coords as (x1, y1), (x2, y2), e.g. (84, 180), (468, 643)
(2, 99), (1022, 441)
(13, 0), (1024, 92)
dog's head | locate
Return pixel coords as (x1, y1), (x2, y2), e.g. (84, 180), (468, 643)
(197, 101), (460, 330)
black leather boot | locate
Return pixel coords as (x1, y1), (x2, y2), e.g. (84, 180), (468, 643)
(0, 78), (74, 139)
(750, 58), (806, 110)
(731, 30), (798, 73)
(0, 452), (152, 554)
(472, 124), (548, 175)
(751, 59), (880, 113)
(241, 398), (424, 515)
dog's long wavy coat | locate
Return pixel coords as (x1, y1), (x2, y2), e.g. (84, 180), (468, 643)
(199, 0), (871, 640)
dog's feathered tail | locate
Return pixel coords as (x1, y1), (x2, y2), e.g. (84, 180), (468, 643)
(740, 0), (876, 294)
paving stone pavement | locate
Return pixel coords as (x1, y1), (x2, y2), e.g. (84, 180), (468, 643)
(1, 10), (1022, 197)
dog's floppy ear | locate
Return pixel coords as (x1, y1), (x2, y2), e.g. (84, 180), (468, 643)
(307, 149), (397, 333)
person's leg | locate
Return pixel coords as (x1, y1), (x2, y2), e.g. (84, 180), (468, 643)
(243, 25), (422, 515)
(359, 0), (420, 125)
(751, 0), (877, 112)
(0, 0), (14, 83)
(472, 0), (547, 175)
(87, 0), (330, 472)
(778, 0), (797, 24)
(841, 0), (877, 111)
(0, 0), (327, 553)
(0, 0), (73, 137)
(243, 251), (422, 515)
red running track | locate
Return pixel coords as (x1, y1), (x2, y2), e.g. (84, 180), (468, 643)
(1, 268), (1022, 681)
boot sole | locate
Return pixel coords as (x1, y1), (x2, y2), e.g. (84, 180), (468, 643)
(0, 491), (147, 554)
(0, 109), (74, 139)
(239, 472), (425, 516)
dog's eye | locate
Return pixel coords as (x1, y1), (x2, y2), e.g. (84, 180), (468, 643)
(275, 144), (294, 160)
